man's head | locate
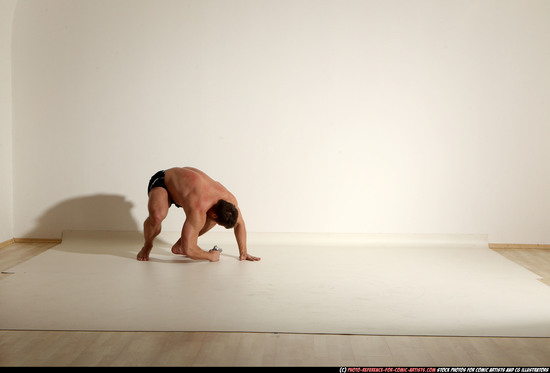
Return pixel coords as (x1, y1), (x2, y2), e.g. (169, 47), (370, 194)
(208, 199), (239, 229)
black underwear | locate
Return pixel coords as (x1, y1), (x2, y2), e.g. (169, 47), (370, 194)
(147, 170), (181, 208)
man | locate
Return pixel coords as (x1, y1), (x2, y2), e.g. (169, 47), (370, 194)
(137, 167), (260, 262)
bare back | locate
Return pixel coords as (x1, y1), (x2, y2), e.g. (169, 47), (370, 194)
(164, 167), (236, 215)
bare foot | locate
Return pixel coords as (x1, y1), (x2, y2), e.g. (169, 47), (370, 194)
(137, 246), (151, 261)
(171, 240), (185, 255)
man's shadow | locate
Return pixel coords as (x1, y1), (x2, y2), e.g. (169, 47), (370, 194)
(27, 194), (139, 235)
(26, 194), (228, 262)
(25, 194), (143, 260)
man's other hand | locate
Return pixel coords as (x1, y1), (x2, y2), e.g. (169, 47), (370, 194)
(240, 253), (261, 261)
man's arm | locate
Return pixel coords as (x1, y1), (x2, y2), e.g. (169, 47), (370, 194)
(234, 212), (261, 261)
(182, 211), (220, 262)
(199, 218), (217, 237)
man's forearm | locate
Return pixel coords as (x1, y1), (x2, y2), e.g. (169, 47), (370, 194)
(234, 222), (248, 257)
(181, 215), (219, 262)
(185, 245), (214, 261)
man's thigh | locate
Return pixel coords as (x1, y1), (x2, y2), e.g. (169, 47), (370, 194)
(148, 187), (170, 220)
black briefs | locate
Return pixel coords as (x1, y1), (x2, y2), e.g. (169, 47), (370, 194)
(147, 170), (181, 208)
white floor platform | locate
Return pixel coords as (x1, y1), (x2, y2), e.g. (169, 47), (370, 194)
(1, 231), (550, 337)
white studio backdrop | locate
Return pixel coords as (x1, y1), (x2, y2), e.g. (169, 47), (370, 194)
(10, 0), (550, 243)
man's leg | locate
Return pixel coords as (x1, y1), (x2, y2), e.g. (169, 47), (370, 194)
(137, 188), (170, 261)
(171, 219), (216, 255)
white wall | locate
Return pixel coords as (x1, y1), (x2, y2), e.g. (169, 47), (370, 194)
(11, 0), (550, 244)
(0, 0), (18, 243)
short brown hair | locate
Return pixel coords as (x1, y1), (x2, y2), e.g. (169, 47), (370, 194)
(213, 200), (238, 228)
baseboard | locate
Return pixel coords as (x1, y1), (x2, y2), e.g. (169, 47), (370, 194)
(13, 238), (62, 244)
(0, 238), (16, 249)
(0, 237), (62, 251)
(3, 234), (548, 250)
(489, 243), (550, 250)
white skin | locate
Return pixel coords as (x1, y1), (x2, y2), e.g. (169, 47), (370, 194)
(137, 167), (261, 262)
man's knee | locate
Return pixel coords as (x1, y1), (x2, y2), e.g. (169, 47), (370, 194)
(148, 210), (167, 226)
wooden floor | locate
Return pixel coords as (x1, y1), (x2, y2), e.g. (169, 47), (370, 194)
(1, 242), (550, 367)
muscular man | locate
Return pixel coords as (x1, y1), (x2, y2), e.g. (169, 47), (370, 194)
(137, 167), (260, 262)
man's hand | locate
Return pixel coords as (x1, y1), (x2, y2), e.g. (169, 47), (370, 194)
(208, 249), (221, 262)
(240, 253), (261, 261)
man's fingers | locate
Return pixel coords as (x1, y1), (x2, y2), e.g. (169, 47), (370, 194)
(241, 255), (261, 261)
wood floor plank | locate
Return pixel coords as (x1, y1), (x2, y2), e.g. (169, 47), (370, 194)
(419, 336), (473, 366)
(385, 336), (437, 366)
(0, 242), (58, 275)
